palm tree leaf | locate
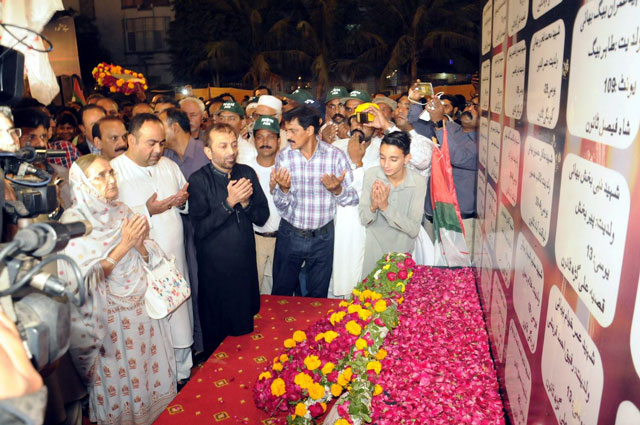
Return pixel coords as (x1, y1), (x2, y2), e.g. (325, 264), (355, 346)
(421, 31), (478, 54)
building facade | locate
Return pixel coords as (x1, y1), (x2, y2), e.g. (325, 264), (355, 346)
(63, 0), (174, 85)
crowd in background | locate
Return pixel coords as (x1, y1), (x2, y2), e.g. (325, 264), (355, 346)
(0, 82), (479, 425)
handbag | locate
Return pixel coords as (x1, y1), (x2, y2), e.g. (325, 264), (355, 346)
(143, 256), (191, 319)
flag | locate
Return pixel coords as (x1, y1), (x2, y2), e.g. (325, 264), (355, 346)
(431, 124), (471, 267)
(71, 76), (86, 105)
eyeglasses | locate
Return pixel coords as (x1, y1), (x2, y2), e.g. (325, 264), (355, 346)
(20, 132), (47, 142)
(1, 128), (21, 138)
(465, 102), (479, 108)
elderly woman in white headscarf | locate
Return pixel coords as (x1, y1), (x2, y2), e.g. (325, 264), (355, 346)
(57, 154), (176, 425)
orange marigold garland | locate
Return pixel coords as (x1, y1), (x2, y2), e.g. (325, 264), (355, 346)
(92, 62), (148, 95)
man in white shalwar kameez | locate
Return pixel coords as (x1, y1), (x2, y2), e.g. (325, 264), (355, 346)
(330, 106), (433, 297)
(110, 113), (194, 382)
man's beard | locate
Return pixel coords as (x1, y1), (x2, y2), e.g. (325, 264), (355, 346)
(352, 129), (372, 143)
(461, 111), (473, 120)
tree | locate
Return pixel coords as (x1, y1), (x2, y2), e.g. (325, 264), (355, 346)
(368, 0), (482, 87)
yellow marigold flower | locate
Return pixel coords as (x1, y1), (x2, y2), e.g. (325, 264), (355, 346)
(345, 320), (362, 336)
(270, 378), (285, 397)
(295, 372), (314, 390)
(383, 264), (391, 270)
(370, 291), (382, 300)
(358, 309), (372, 321)
(284, 338), (296, 348)
(304, 355), (321, 371)
(258, 371), (272, 380)
(352, 289), (361, 296)
(374, 300), (387, 313)
(375, 348), (388, 360)
(355, 338), (368, 350)
(338, 300), (350, 307)
(315, 332), (325, 342)
(320, 402), (327, 412)
(280, 354), (289, 363)
(308, 382), (325, 400)
(99, 72), (105, 78)
(109, 86), (117, 93)
(408, 271), (413, 279)
(342, 367), (353, 382)
(116, 79), (124, 87)
(329, 311), (346, 326)
(337, 374), (348, 387)
(324, 330), (339, 343)
(143, 84), (148, 90)
(361, 289), (372, 300)
(272, 362), (283, 372)
(293, 330), (307, 342)
(396, 282), (406, 292)
(374, 384), (383, 396)
(295, 403), (307, 417)
(398, 297), (404, 304)
(367, 360), (382, 375)
(321, 362), (335, 375)
(335, 419), (350, 425)
(331, 383), (343, 397)
(127, 82), (134, 89)
(347, 304), (362, 314)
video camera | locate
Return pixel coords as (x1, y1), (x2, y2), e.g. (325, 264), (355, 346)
(0, 146), (67, 220)
(0, 45), (89, 371)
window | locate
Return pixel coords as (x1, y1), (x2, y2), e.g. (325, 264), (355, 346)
(123, 17), (170, 53)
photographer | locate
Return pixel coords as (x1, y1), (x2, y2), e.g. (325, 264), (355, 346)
(12, 108), (71, 210)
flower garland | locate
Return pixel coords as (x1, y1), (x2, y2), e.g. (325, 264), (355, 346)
(253, 253), (415, 424)
(92, 62), (148, 95)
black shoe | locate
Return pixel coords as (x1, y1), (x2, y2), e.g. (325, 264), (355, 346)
(177, 378), (190, 392)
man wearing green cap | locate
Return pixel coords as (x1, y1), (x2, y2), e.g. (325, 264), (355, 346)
(320, 86), (350, 144)
(217, 101), (257, 165)
(341, 89), (371, 118)
(282, 88), (314, 113)
(244, 116), (282, 294)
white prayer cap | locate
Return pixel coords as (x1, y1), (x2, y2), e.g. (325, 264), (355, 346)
(257, 95), (282, 114)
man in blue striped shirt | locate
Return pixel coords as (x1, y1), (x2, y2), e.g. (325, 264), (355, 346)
(271, 106), (358, 297)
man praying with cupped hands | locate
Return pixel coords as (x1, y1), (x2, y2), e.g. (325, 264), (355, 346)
(271, 106), (358, 298)
(187, 123), (269, 356)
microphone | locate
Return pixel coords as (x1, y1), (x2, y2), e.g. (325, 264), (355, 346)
(14, 221), (93, 256)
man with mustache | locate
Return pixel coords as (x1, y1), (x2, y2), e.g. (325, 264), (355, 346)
(110, 113), (194, 384)
(187, 123), (269, 356)
(244, 116), (282, 294)
(92, 116), (128, 160)
(320, 86), (350, 144)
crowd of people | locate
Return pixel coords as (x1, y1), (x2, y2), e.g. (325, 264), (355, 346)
(0, 82), (479, 425)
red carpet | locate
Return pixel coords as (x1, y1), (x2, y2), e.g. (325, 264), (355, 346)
(154, 295), (341, 424)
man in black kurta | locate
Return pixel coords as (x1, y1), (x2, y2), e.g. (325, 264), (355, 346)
(188, 123), (269, 357)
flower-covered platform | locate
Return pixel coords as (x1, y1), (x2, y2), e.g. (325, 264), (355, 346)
(156, 260), (504, 424)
